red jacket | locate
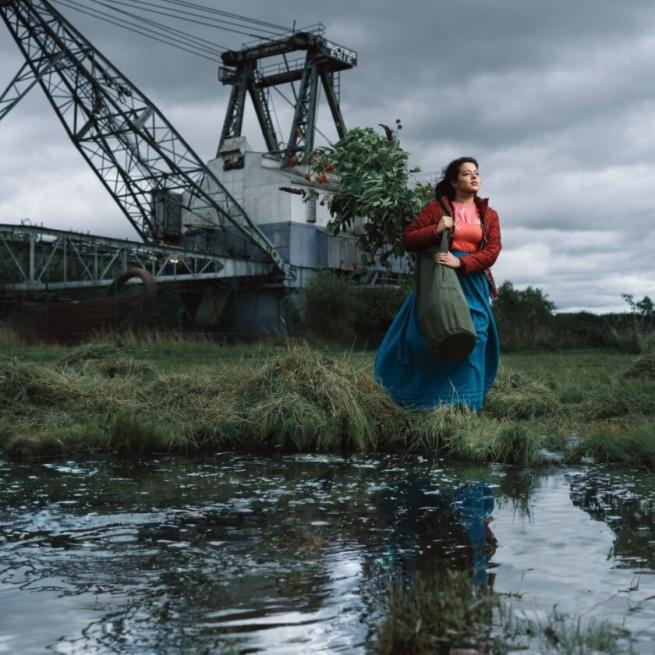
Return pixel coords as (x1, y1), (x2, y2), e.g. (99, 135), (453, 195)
(402, 195), (502, 297)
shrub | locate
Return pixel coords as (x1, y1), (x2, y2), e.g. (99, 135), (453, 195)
(354, 286), (407, 346)
(304, 270), (358, 342)
(310, 126), (432, 260)
(494, 281), (555, 350)
(304, 270), (407, 346)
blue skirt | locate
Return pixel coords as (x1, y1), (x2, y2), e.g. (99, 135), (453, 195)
(374, 262), (499, 411)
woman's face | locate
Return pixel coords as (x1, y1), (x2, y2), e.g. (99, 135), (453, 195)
(452, 162), (480, 196)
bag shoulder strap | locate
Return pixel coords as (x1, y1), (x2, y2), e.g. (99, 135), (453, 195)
(437, 197), (451, 252)
(438, 197), (451, 217)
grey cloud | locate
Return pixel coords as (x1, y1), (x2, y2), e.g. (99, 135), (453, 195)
(1, 0), (655, 312)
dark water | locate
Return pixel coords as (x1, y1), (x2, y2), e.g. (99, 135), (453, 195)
(1, 454), (654, 653)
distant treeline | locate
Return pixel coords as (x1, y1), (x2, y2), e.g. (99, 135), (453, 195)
(493, 282), (655, 353)
(303, 271), (655, 353)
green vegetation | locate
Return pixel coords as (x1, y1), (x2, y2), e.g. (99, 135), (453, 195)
(304, 269), (407, 345)
(301, 273), (655, 355)
(309, 125), (433, 260)
(494, 283), (655, 354)
(0, 330), (654, 465)
(378, 571), (635, 654)
(378, 570), (500, 654)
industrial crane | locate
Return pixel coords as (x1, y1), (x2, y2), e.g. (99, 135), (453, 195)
(0, 0), (363, 339)
(0, 0), (290, 277)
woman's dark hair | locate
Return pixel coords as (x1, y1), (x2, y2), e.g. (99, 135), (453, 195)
(434, 156), (479, 200)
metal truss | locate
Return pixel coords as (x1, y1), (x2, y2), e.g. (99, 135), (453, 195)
(0, 0), (290, 276)
(0, 223), (273, 291)
(0, 60), (36, 121)
(218, 31), (356, 166)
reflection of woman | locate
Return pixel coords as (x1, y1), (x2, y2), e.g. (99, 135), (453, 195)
(452, 482), (497, 586)
(375, 476), (497, 586)
(374, 157), (501, 410)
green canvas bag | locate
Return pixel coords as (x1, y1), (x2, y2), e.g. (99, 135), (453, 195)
(415, 206), (477, 360)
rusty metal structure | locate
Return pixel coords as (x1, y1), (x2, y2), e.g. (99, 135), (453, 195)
(8, 267), (158, 342)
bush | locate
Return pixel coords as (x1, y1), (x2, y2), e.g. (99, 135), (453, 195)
(304, 269), (407, 346)
(494, 281), (555, 350)
(305, 270), (358, 342)
(354, 286), (407, 346)
(310, 126), (432, 259)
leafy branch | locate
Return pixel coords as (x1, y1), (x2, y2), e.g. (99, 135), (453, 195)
(309, 126), (432, 263)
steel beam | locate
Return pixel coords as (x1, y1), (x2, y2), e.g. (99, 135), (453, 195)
(319, 69), (346, 139)
(283, 55), (319, 166)
(248, 73), (278, 153)
(0, 61), (36, 121)
(0, 223), (274, 291)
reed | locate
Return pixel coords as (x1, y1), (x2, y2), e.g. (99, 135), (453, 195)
(378, 570), (498, 654)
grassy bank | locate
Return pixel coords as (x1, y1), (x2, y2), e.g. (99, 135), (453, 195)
(0, 333), (653, 464)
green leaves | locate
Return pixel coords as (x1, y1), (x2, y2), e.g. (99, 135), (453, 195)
(310, 126), (432, 262)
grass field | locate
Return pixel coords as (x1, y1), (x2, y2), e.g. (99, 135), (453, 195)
(0, 331), (653, 463)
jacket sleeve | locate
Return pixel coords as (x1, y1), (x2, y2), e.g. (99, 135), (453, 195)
(459, 209), (502, 273)
(402, 201), (441, 252)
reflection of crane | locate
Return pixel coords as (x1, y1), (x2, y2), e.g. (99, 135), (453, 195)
(0, 0), (288, 276)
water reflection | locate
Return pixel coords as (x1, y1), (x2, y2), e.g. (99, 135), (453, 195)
(1, 456), (655, 653)
(570, 468), (655, 570)
(372, 475), (496, 586)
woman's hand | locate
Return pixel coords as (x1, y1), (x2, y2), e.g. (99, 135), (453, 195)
(434, 215), (454, 235)
(434, 252), (461, 268)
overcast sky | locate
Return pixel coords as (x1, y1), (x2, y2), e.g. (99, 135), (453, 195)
(1, 0), (654, 313)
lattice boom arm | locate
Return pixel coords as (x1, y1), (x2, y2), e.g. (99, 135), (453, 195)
(0, 0), (290, 276)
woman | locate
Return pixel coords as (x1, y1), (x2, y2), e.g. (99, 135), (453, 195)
(374, 157), (501, 410)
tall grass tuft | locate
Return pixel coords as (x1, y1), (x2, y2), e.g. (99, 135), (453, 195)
(79, 357), (156, 378)
(485, 367), (561, 420)
(578, 419), (655, 466)
(378, 570), (498, 654)
(56, 342), (127, 369)
(108, 411), (172, 453)
(411, 408), (543, 464)
(0, 359), (84, 405)
(233, 343), (408, 451)
(581, 377), (655, 419)
(624, 353), (655, 380)
(491, 424), (539, 464)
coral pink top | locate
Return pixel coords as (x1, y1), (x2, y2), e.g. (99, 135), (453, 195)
(451, 201), (483, 252)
